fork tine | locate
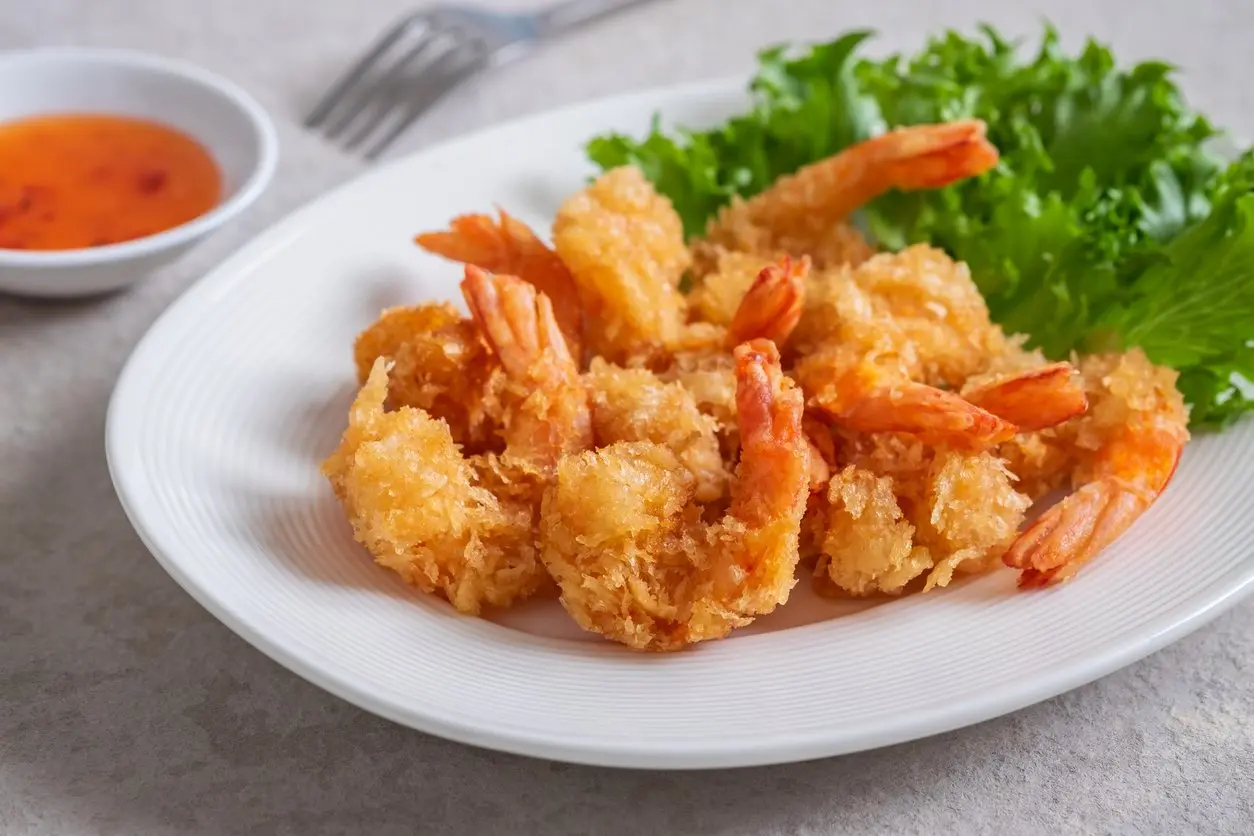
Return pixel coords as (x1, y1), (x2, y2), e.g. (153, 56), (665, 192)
(304, 11), (427, 130)
(334, 36), (468, 154)
(361, 52), (486, 160)
(320, 28), (448, 142)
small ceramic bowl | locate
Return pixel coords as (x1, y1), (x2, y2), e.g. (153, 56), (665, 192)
(0, 48), (279, 298)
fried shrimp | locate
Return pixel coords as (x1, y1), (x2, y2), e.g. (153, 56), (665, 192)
(845, 245), (1010, 387)
(552, 166), (690, 362)
(792, 331), (1016, 450)
(810, 431), (1031, 597)
(689, 250), (777, 326)
(351, 303), (501, 450)
(416, 210), (584, 363)
(323, 271), (591, 614)
(539, 340), (809, 651)
(461, 267), (592, 478)
(780, 256), (1017, 450)
(812, 466), (931, 597)
(1004, 349), (1189, 588)
(328, 102), (1197, 632)
(648, 256), (811, 460)
(964, 340), (1088, 499)
(699, 120), (998, 270)
(322, 358), (548, 613)
(584, 357), (729, 502)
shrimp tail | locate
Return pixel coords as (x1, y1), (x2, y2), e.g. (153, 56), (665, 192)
(964, 362), (1088, 431)
(418, 210), (584, 363)
(460, 266), (591, 475)
(833, 382), (1018, 451)
(727, 255), (809, 348)
(732, 339), (808, 526)
(881, 119), (1000, 191)
(416, 212), (516, 266)
(1005, 477), (1154, 587)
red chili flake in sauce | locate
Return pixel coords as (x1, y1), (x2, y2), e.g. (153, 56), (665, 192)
(0, 114), (222, 251)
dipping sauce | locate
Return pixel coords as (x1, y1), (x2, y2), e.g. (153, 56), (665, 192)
(0, 113), (222, 251)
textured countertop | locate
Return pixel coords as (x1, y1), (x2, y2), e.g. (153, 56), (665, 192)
(3, 1), (1253, 833)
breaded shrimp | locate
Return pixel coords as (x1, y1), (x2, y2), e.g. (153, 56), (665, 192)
(640, 256), (811, 462)
(552, 166), (690, 363)
(699, 120), (998, 271)
(539, 340), (809, 651)
(584, 357), (729, 502)
(689, 250), (777, 326)
(462, 267), (592, 479)
(967, 339), (1086, 498)
(794, 341), (1016, 451)
(1005, 349), (1189, 588)
(324, 271), (591, 614)
(416, 210), (584, 364)
(351, 303), (501, 451)
(812, 466), (932, 597)
(322, 358), (547, 614)
(846, 245), (1010, 387)
(783, 260), (1016, 450)
(811, 436), (1031, 597)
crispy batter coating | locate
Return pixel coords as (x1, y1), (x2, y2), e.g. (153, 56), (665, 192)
(322, 359), (548, 613)
(539, 341), (809, 651)
(585, 357), (729, 502)
(689, 224), (873, 286)
(812, 466), (932, 597)
(656, 349), (740, 459)
(352, 303), (501, 451)
(553, 166), (690, 362)
(811, 439), (1031, 596)
(848, 245), (1008, 387)
(689, 250), (774, 326)
(911, 450), (1032, 589)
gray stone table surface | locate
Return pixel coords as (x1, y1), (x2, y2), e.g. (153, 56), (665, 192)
(3, 0), (1253, 833)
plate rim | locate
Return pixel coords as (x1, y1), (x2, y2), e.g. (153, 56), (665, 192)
(106, 76), (1254, 770)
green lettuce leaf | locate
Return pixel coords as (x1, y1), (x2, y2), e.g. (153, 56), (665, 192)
(585, 24), (1252, 429)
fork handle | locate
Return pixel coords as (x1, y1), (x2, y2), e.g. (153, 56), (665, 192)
(535, 0), (661, 38)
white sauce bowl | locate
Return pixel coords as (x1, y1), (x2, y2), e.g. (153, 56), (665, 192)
(0, 48), (278, 298)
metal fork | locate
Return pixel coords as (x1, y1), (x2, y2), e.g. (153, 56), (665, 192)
(305, 0), (663, 160)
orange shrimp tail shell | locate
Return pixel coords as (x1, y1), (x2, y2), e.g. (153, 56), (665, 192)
(727, 255), (810, 347)
(417, 210), (584, 363)
(882, 119), (1000, 191)
(964, 362), (1089, 431)
(837, 383), (1018, 451)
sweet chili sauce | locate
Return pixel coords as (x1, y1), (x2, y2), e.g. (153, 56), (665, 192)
(0, 113), (222, 251)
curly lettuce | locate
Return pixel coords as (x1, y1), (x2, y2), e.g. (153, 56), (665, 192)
(586, 25), (1254, 428)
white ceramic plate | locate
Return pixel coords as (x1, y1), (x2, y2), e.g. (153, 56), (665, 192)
(107, 79), (1254, 769)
